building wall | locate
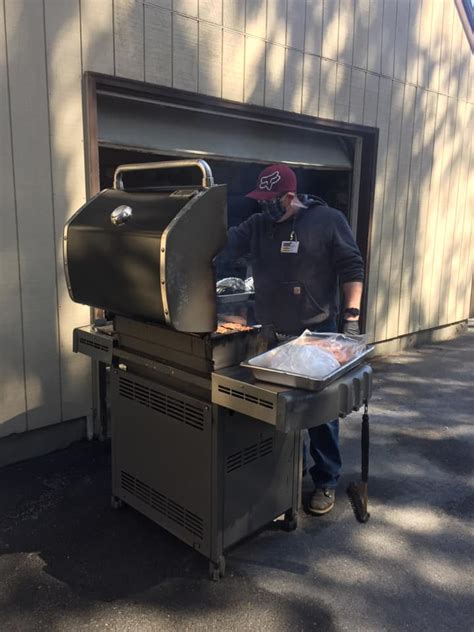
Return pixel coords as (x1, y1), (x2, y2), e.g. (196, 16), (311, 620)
(0, 0), (473, 438)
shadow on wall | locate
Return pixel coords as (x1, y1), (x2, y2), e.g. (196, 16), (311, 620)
(363, 2), (472, 342)
(135, 1), (471, 347)
(1, 0), (94, 437)
(2, 0), (472, 439)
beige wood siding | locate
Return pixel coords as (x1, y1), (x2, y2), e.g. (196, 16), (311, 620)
(3, 0), (62, 434)
(0, 3), (27, 438)
(44, 0), (91, 424)
(0, 0), (472, 438)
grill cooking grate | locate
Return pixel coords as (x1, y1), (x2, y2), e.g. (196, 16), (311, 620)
(217, 384), (274, 410)
(120, 471), (204, 539)
(226, 436), (274, 473)
(119, 376), (205, 431)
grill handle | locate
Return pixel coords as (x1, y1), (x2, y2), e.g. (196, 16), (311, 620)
(113, 159), (214, 190)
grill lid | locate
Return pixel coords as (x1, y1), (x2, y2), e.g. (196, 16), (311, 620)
(64, 160), (227, 333)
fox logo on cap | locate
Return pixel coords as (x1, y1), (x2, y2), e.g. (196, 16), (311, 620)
(259, 170), (281, 191)
(246, 163), (297, 200)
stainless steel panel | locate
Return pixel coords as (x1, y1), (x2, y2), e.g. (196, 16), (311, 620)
(109, 366), (301, 567)
(114, 317), (271, 375)
(111, 368), (213, 557)
(73, 325), (114, 363)
(212, 364), (373, 432)
(219, 408), (296, 549)
(212, 373), (279, 425)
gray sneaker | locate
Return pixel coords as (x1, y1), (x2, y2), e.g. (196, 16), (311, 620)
(309, 488), (335, 515)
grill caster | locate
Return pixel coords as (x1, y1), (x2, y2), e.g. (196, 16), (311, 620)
(209, 556), (226, 581)
(281, 509), (298, 532)
(111, 495), (124, 510)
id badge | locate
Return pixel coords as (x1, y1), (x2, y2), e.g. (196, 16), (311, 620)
(281, 240), (300, 254)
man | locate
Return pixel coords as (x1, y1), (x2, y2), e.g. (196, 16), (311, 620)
(221, 164), (364, 515)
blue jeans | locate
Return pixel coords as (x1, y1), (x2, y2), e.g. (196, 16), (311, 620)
(303, 318), (341, 489)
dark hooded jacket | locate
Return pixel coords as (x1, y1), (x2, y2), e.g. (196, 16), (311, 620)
(221, 196), (364, 334)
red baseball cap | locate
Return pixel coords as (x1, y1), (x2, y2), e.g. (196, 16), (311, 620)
(246, 164), (297, 200)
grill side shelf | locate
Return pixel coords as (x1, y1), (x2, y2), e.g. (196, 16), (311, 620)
(212, 371), (279, 426)
(212, 365), (373, 433)
(73, 326), (115, 363)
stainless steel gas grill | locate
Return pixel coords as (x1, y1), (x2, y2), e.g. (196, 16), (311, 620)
(65, 160), (373, 579)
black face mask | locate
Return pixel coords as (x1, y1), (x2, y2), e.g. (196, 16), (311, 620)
(258, 196), (286, 222)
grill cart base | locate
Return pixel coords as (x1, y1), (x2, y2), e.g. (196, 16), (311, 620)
(73, 320), (371, 579)
(111, 366), (300, 580)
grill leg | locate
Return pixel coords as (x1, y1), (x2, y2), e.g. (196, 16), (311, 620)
(281, 509), (298, 532)
(281, 430), (301, 532)
(98, 361), (108, 440)
(209, 555), (226, 581)
(111, 495), (124, 510)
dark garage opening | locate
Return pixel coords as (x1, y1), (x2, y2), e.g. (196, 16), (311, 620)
(98, 145), (355, 279)
(87, 75), (378, 329)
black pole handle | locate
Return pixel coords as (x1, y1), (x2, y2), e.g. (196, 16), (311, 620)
(361, 401), (370, 484)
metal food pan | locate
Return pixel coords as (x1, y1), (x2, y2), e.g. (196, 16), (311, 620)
(241, 333), (374, 391)
(216, 292), (253, 305)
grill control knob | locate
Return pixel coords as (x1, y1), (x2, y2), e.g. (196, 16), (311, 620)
(110, 205), (132, 226)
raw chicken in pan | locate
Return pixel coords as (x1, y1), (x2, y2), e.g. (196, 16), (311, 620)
(250, 330), (366, 380)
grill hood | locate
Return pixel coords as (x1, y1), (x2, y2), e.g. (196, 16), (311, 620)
(64, 160), (227, 333)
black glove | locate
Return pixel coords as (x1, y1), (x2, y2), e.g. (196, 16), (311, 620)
(342, 319), (360, 336)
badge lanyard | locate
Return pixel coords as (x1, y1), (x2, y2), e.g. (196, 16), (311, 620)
(280, 218), (300, 254)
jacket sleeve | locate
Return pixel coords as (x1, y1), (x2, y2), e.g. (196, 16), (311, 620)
(331, 212), (365, 283)
(216, 214), (256, 263)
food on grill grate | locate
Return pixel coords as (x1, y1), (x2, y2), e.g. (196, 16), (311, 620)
(216, 322), (253, 334)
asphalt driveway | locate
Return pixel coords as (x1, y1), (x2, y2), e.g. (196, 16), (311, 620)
(1, 329), (473, 631)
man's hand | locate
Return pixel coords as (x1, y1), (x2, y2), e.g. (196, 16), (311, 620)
(342, 281), (363, 336)
(342, 319), (360, 336)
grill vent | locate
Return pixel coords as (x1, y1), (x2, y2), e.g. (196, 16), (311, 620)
(119, 376), (205, 431)
(121, 471), (203, 539)
(79, 337), (109, 353)
(225, 436), (274, 474)
(217, 384), (274, 410)
(259, 436), (273, 457)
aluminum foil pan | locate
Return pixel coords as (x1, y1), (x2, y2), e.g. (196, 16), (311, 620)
(241, 333), (374, 391)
